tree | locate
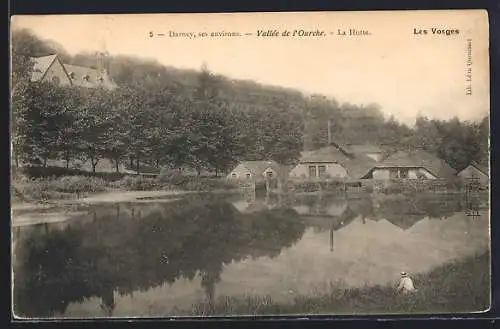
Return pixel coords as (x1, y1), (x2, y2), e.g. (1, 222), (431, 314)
(77, 88), (117, 173)
(54, 87), (84, 169)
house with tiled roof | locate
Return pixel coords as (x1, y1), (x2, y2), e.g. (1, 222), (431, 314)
(29, 53), (116, 90)
(364, 149), (456, 180)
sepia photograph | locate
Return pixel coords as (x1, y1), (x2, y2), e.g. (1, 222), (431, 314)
(10, 10), (490, 319)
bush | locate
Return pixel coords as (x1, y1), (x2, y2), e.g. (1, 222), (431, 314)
(116, 175), (159, 191)
(15, 175), (108, 201)
(52, 176), (107, 193)
(155, 169), (190, 186)
(18, 166), (127, 182)
(155, 169), (234, 191)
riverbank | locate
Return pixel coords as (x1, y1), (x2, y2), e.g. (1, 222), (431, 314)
(181, 251), (490, 316)
(11, 173), (236, 206)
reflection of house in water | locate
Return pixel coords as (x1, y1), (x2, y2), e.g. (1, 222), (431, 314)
(372, 197), (426, 230)
(371, 195), (463, 230)
(292, 197), (357, 251)
(231, 193), (282, 214)
(382, 214), (426, 230)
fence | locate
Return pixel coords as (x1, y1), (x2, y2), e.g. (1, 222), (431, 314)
(371, 178), (462, 194)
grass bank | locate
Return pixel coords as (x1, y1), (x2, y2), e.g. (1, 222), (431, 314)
(11, 170), (235, 205)
(180, 252), (490, 316)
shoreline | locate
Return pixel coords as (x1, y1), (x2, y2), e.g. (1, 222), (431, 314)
(11, 188), (242, 211)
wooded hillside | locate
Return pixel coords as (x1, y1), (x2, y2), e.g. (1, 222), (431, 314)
(11, 28), (489, 175)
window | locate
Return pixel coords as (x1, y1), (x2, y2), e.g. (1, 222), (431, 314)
(266, 171), (274, 178)
(83, 75), (90, 81)
(318, 165), (327, 178)
(246, 173), (251, 179)
(389, 169), (399, 179)
(51, 76), (60, 85)
(399, 169), (409, 179)
(309, 166), (317, 178)
(231, 173), (236, 178)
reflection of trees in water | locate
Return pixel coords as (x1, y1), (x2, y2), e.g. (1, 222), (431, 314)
(13, 199), (305, 318)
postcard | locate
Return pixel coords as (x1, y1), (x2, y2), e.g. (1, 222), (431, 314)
(10, 10), (490, 319)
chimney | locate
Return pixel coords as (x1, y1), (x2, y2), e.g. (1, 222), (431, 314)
(327, 118), (332, 145)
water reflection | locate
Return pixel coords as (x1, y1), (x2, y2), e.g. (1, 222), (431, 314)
(12, 192), (489, 318)
(13, 198), (305, 318)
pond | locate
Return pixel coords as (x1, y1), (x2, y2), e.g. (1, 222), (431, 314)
(11, 191), (490, 318)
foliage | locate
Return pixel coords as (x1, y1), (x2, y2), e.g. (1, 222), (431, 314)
(17, 165), (127, 181)
(15, 175), (108, 201)
(11, 28), (489, 178)
(115, 175), (159, 191)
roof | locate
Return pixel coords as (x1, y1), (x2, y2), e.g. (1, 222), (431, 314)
(342, 153), (377, 179)
(64, 64), (115, 89)
(30, 54), (58, 81)
(384, 214), (425, 230)
(239, 160), (280, 175)
(328, 141), (351, 154)
(300, 145), (352, 163)
(299, 206), (357, 231)
(332, 206), (357, 231)
(299, 150), (316, 159)
(464, 160), (489, 176)
(374, 150), (456, 179)
(346, 144), (382, 154)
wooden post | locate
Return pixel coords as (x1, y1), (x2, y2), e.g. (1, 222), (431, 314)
(330, 225), (334, 252)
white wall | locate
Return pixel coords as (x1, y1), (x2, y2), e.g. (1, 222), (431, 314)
(289, 162), (348, 180)
(372, 167), (437, 180)
(42, 59), (72, 86)
(458, 165), (489, 185)
(227, 164), (252, 180)
(227, 165), (277, 181)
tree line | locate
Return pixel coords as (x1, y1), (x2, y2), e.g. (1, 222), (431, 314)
(11, 28), (489, 176)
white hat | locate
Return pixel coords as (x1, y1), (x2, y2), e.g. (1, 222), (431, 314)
(401, 272), (408, 277)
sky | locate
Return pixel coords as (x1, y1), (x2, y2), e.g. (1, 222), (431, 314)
(11, 10), (490, 126)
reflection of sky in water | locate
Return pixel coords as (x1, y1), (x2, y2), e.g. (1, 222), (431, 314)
(12, 194), (490, 318)
(63, 211), (488, 317)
